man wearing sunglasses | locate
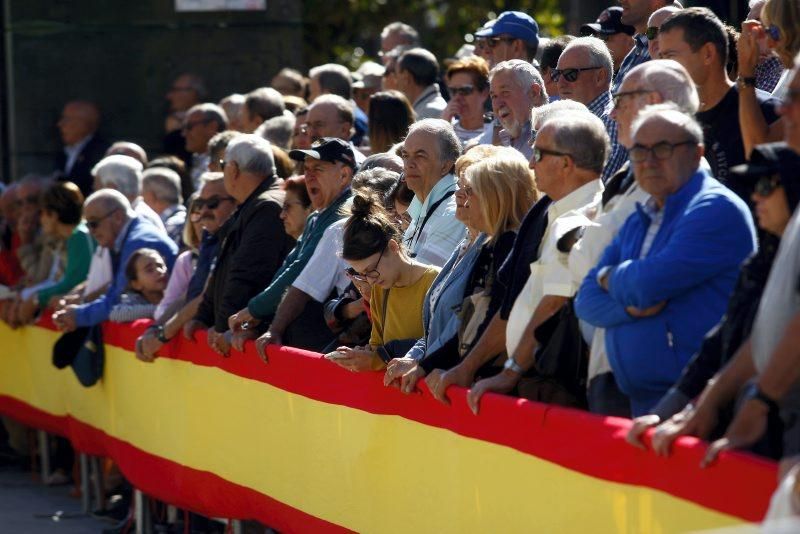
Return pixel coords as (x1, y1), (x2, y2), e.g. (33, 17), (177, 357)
(556, 37), (627, 182)
(576, 106), (756, 416)
(473, 11), (539, 68)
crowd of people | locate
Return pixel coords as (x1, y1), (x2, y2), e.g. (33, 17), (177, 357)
(1, 0), (800, 529)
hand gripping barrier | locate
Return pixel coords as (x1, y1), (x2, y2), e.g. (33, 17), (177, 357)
(0, 318), (777, 533)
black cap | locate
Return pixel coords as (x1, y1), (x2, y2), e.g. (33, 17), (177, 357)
(730, 142), (800, 211)
(581, 7), (635, 37)
(289, 137), (356, 169)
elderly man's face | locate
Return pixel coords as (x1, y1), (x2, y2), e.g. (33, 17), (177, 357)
(401, 129), (448, 197)
(646, 9), (676, 60)
(303, 158), (349, 210)
(780, 69), (800, 153)
(182, 111), (217, 154)
(610, 71), (652, 147)
(166, 75), (199, 113)
(631, 117), (701, 204)
(84, 200), (125, 249)
(306, 103), (351, 142)
(556, 47), (608, 105)
(57, 103), (95, 146)
(529, 125), (571, 200)
(197, 180), (236, 234)
(490, 70), (536, 139)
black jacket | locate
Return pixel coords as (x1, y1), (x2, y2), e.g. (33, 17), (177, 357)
(195, 177), (294, 332)
(55, 134), (110, 197)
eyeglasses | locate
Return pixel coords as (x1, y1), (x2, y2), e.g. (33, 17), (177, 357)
(629, 140), (696, 163)
(345, 246), (385, 282)
(182, 118), (211, 131)
(551, 66), (602, 83)
(484, 36), (517, 49)
(765, 24), (780, 41)
(218, 159), (231, 170)
(533, 146), (571, 162)
(455, 182), (473, 196)
(612, 89), (655, 108)
(754, 175), (781, 197)
(448, 85), (476, 97)
(646, 26), (659, 40)
(195, 195), (235, 210)
(281, 201), (305, 212)
(86, 208), (120, 230)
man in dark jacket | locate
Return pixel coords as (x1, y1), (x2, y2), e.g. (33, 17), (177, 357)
(55, 100), (109, 197)
(188, 134), (293, 356)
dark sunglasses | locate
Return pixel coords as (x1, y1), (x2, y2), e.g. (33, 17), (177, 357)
(551, 66), (602, 83)
(195, 195), (235, 210)
(86, 207), (120, 230)
(646, 26), (659, 40)
(484, 36), (517, 49)
(765, 24), (780, 41)
(754, 175), (781, 197)
(448, 85), (476, 97)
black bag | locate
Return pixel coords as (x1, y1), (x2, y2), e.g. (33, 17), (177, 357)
(52, 327), (89, 369)
(70, 325), (104, 387)
(528, 299), (589, 407)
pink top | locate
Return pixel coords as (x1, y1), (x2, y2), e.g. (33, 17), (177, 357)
(155, 250), (195, 322)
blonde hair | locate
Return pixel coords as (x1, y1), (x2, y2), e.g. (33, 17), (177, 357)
(182, 193), (202, 252)
(466, 152), (538, 243)
(763, 0), (800, 67)
(454, 144), (504, 179)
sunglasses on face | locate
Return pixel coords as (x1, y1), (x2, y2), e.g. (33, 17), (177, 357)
(448, 85), (476, 97)
(754, 175), (781, 197)
(86, 208), (120, 230)
(484, 36), (517, 49)
(455, 181), (473, 196)
(646, 26), (659, 40)
(629, 140), (696, 163)
(765, 24), (780, 41)
(551, 66), (602, 83)
(195, 195), (235, 210)
(532, 146), (571, 163)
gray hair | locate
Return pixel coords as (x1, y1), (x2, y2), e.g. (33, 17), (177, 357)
(186, 103), (229, 131)
(309, 63), (352, 99)
(84, 188), (134, 217)
(360, 152), (404, 173)
(257, 113), (295, 150)
(309, 94), (354, 125)
(207, 130), (239, 160)
(634, 59), (699, 115)
(532, 100), (589, 131)
(543, 111), (610, 174)
(631, 103), (704, 145)
(224, 134), (276, 177)
(405, 118), (462, 166)
(106, 141), (148, 165)
(218, 94), (245, 125)
(91, 154), (143, 199)
(562, 36), (614, 83)
(142, 167), (182, 205)
(199, 171), (225, 188)
(245, 87), (285, 122)
(380, 22), (419, 46)
(489, 60), (549, 105)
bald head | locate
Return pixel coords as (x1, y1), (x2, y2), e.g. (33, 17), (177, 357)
(106, 141), (148, 166)
(58, 100), (101, 146)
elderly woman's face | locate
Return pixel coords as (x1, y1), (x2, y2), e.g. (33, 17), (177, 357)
(455, 170), (486, 233)
(752, 177), (791, 236)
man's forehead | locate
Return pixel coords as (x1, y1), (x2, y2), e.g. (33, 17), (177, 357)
(308, 103), (335, 119)
(557, 47), (586, 66)
(633, 116), (683, 141)
(305, 157), (335, 168)
(403, 130), (436, 149)
(200, 182), (225, 197)
(620, 72), (644, 91)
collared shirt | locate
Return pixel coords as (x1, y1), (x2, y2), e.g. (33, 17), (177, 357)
(612, 34), (650, 93)
(190, 153), (210, 190)
(292, 218), (351, 302)
(63, 135), (93, 175)
(160, 204), (187, 247)
(639, 197), (664, 258)
(755, 55), (785, 94)
(587, 91), (628, 183)
(403, 174), (465, 268)
(412, 84), (448, 120)
(498, 120), (534, 161)
(505, 179), (603, 355)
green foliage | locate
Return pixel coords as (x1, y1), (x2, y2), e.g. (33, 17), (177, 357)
(301, 0), (565, 69)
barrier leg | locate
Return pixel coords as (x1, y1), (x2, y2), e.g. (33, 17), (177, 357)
(231, 519), (243, 534)
(90, 456), (104, 511)
(134, 489), (153, 534)
(166, 505), (177, 524)
(37, 430), (50, 481)
(79, 454), (90, 514)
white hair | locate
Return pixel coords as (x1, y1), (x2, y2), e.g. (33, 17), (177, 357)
(631, 103), (704, 145)
(633, 59), (700, 115)
(257, 114), (295, 150)
(541, 111), (610, 174)
(91, 154), (143, 199)
(225, 134), (276, 177)
(562, 36), (614, 83)
(142, 167), (182, 205)
(405, 118), (462, 165)
(532, 100), (589, 131)
(84, 188), (134, 217)
(489, 59), (549, 105)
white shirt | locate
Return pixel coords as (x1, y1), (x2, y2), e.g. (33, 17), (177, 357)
(402, 174), (466, 268)
(505, 179), (603, 356)
(63, 135), (93, 175)
(292, 219), (351, 302)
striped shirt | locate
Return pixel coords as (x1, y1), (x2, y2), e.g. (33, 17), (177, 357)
(612, 34), (650, 93)
(588, 91), (628, 183)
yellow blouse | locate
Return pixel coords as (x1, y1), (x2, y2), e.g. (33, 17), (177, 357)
(369, 266), (440, 347)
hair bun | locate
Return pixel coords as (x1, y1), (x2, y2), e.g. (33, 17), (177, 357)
(349, 192), (377, 218)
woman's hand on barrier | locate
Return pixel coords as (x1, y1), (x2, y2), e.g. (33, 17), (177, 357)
(383, 357), (421, 392)
(652, 403), (715, 457)
(207, 329), (232, 357)
(332, 345), (382, 372)
(231, 329), (256, 352)
(136, 330), (162, 362)
(183, 319), (206, 342)
(255, 330), (281, 363)
(701, 398), (769, 468)
(427, 364), (473, 406)
(626, 415), (661, 450)
(51, 306), (77, 332)
(228, 307), (258, 333)
(467, 369), (518, 415)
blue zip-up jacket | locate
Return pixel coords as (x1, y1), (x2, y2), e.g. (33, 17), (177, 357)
(575, 169), (756, 415)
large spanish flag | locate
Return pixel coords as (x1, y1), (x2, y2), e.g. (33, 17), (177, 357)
(0, 319), (777, 533)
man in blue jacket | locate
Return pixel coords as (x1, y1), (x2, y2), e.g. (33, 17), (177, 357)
(52, 189), (178, 331)
(575, 105), (757, 416)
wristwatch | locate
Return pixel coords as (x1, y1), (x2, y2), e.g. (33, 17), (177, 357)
(503, 356), (524, 375)
(736, 76), (757, 89)
(149, 324), (169, 343)
(747, 383), (779, 412)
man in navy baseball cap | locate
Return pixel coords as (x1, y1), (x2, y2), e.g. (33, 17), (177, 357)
(474, 11), (539, 68)
(581, 6), (635, 72)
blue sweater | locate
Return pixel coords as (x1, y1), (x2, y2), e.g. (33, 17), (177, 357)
(575, 169), (756, 415)
(75, 217), (178, 327)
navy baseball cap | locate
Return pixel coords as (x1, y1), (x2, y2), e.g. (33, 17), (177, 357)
(581, 7), (635, 37)
(289, 137), (356, 169)
(475, 11), (539, 49)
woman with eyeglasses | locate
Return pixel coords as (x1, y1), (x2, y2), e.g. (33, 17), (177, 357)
(441, 56), (492, 146)
(383, 148), (538, 394)
(738, 0), (800, 156)
(280, 176), (313, 241)
(327, 192), (439, 372)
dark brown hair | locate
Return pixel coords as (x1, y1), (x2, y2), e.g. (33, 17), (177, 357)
(41, 181), (84, 225)
(124, 248), (163, 288)
(342, 192), (401, 261)
(368, 91), (415, 154)
(282, 175), (312, 208)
